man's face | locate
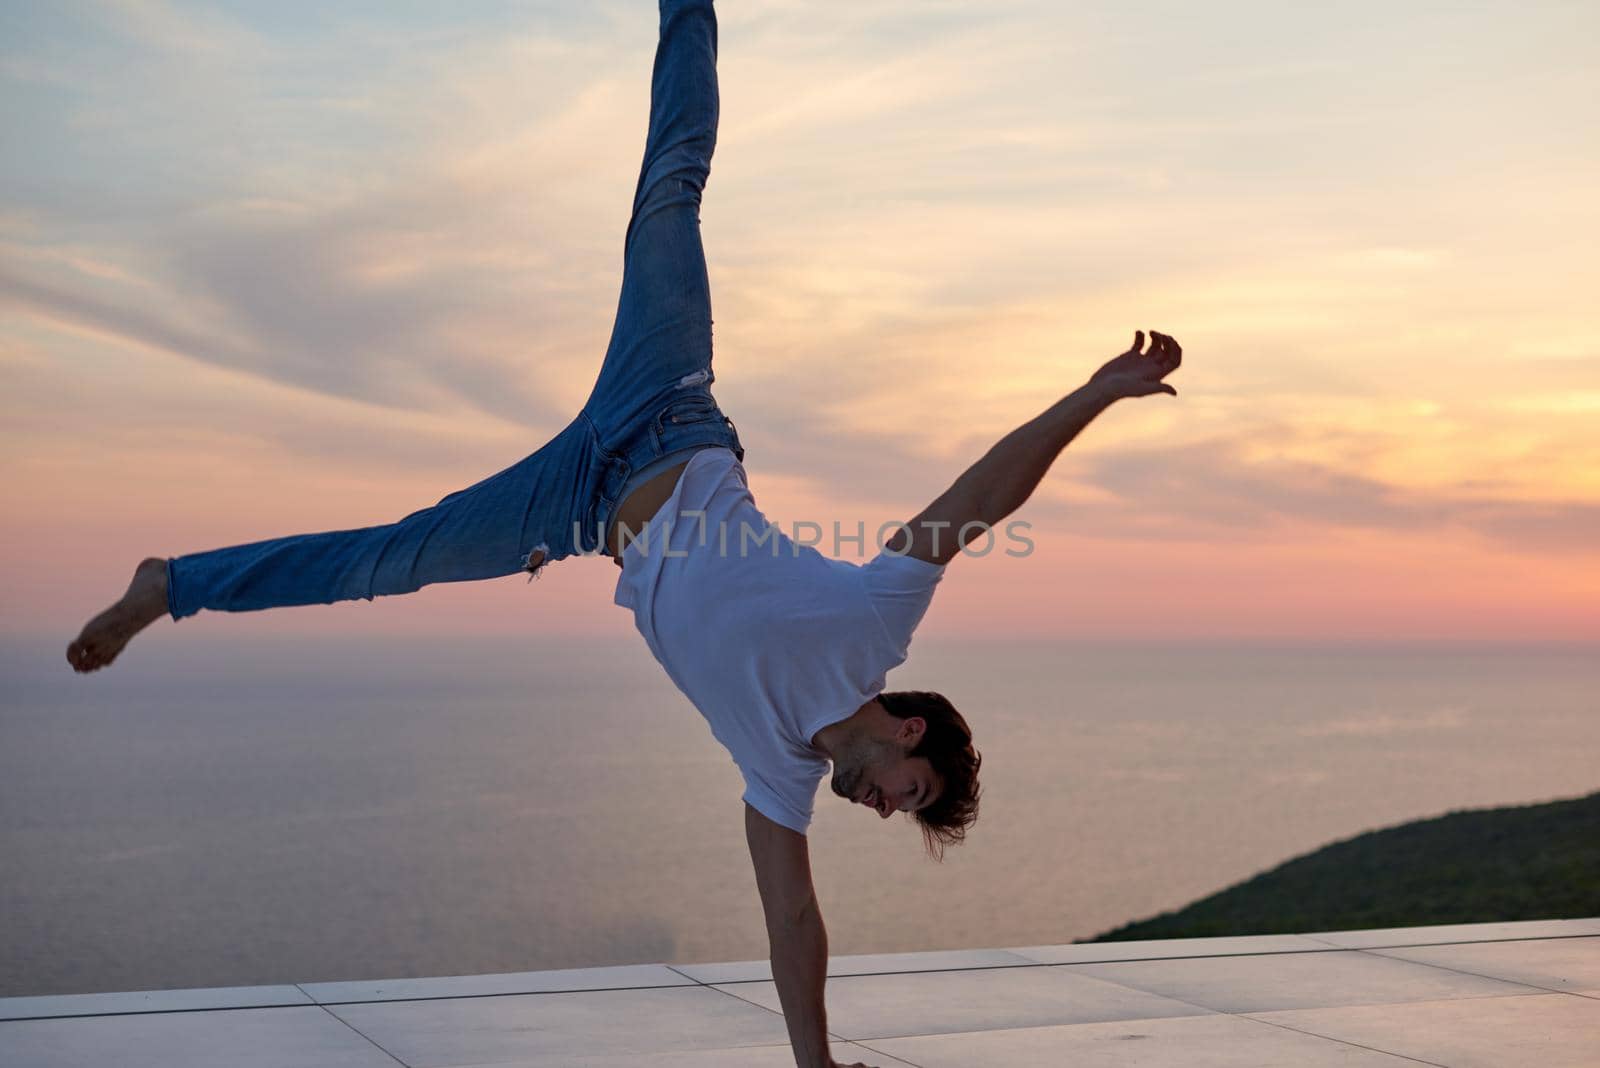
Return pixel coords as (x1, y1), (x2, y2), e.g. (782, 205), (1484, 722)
(828, 718), (943, 820)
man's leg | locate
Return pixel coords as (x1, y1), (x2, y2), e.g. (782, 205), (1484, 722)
(66, 415), (604, 672)
(65, 3), (722, 671)
(165, 417), (600, 617)
(583, 0), (723, 447)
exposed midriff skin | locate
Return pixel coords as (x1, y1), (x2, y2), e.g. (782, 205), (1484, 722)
(604, 457), (696, 565)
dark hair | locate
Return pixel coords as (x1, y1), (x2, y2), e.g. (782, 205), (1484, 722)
(877, 690), (982, 861)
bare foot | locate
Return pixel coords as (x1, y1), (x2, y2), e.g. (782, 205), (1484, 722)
(67, 557), (170, 674)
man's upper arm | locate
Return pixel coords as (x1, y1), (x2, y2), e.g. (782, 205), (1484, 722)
(744, 802), (818, 932)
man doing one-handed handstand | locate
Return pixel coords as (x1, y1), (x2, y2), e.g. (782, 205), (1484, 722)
(66, 4), (1182, 1064)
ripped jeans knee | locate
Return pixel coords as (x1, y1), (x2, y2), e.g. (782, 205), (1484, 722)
(520, 544), (550, 582)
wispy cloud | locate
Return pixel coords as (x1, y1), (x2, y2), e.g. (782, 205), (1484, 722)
(4, 0), (1597, 637)
(1028, 429), (1600, 557)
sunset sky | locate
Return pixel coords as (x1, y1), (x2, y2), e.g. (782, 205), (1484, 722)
(4, 0), (1597, 644)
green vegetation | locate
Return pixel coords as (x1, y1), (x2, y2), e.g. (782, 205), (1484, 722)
(1088, 790), (1600, 942)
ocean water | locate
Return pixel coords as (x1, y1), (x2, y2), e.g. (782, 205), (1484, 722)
(2, 634), (1596, 997)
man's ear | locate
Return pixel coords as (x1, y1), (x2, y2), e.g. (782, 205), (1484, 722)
(897, 716), (927, 749)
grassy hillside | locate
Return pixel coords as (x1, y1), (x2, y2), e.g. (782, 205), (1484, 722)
(1088, 790), (1600, 942)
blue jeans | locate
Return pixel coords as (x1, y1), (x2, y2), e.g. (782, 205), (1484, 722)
(167, 0), (742, 621)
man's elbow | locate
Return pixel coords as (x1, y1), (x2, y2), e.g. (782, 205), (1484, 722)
(892, 509), (967, 566)
(764, 893), (821, 938)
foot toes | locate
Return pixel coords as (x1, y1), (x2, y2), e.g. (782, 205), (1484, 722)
(76, 642), (104, 671)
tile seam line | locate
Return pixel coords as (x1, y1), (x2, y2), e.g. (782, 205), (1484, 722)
(304, 980), (697, 1007)
(663, 964), (702, 985)
(1240, 988), (1572, 1019)
(1030, 937), (1598, 978)
(309, 998), (413, 1068)
(687, 960), (1044, 985)
(0, 982), (698, 1021)
(856, 1013), (1450, 1068)
(846, 1036), (932, 1068)
(698, 981), (852, 1044)
(1027, 969), (1228, 1020)
(0, 999), (316, 1022)
(842, 1008), (1219, 1048)
(1036, 947), (1352, 966)
(1303, 931), (1599, 950)
(1228, 984), (1568, 1016)
(1356, 947), (1591, 996)
(1047, 971), (1560, 1019)
(1237, 1011), (1452, 1068)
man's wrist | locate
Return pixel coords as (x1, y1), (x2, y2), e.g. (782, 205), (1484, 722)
(1082, 376), (1123, 405)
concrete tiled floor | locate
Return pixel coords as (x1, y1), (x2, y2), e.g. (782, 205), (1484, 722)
(2, 922), (1595, 1067)
(0, 983), (313, 1022)
(323, 986), (793, 1066)
(1063, 946), (1544, 1013)
(867, 1012), (1429, 1067)
(301, 964), (696, 1005)
(1367, 936), (1600, 995)
(469, 1043), (923, 1067)
(0, 1005), (401, 1068)
(1251, 992), (1600, 1068)
(715, 964), (1215, 1040)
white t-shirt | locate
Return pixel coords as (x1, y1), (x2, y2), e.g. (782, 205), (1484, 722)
(613, 447), (945, 834)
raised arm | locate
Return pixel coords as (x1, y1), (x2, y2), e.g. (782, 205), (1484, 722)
(745, 804), (874, 1068)
(886, 330), (1183, 565)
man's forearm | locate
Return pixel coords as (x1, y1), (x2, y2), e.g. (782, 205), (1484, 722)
(935, 379), (1118, 542)
(768, 906), (832, 1068)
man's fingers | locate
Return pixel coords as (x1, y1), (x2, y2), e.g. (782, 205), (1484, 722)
(1149, 330), (1182, 368)
(1130, 330), (1144, 355)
